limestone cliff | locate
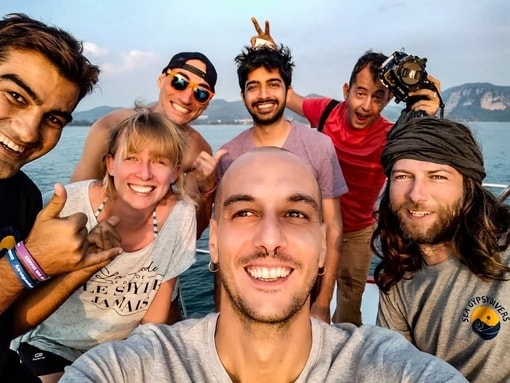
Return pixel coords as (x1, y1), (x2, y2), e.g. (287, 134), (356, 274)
(442, 83), (510, 121)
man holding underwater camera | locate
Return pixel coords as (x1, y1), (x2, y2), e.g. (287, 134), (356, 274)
(250, 17), (442, 326)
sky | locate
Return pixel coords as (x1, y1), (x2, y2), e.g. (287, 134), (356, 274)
(1, 0), (508, 112)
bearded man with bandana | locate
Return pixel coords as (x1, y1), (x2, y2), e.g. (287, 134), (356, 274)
(373, 117), (510, 382)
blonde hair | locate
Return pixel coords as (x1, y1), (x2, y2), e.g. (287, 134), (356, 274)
(101, 109), (186, 201)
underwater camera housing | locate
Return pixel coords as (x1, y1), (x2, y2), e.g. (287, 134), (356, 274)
(379, 50), (434, 105)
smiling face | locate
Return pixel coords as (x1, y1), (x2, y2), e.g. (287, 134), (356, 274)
(343, 66), (391, 130)
(157, 59), (211, 126)
(0, 49), (79, 178)
(209, 149), (326, 324)
(106, 135), (180, 211)
(242, 66), (287, 126)
(389, 158), (464, 244)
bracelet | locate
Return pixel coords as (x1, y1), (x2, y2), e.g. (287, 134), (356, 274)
(199, 182), (217, 197)
(15, 241), (49, 282)
(6, 248), (37, 289)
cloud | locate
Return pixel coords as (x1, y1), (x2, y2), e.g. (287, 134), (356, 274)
(100, 50), (159, 76)
(83, 42), (109, 57)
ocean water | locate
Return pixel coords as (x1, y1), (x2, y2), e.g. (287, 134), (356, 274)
(23, 122), (510, 317)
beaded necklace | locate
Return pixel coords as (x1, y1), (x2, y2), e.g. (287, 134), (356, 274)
(94, 198), (158, 238)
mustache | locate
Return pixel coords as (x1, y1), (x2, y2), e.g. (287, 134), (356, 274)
(392, 201), (430, 212)
(237, 248), (297, 264)
(253, 98), (278, 106)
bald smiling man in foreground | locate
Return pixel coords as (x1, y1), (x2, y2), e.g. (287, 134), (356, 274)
(61, 148), (467, 382)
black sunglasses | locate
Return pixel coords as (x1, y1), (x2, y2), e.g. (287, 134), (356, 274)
(166, 71), (214, 104)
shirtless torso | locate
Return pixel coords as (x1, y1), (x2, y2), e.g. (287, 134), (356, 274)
(70, 106), (214, 238)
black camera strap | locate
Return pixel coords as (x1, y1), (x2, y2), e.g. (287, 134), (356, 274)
(317, 99), (339, 133)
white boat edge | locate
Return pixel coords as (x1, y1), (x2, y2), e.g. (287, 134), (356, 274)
(359, 279), (379, 325)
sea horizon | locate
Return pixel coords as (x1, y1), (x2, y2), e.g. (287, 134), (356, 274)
(23, 122), (510, 317)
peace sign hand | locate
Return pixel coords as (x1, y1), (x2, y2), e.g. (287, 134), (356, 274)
(250, 17), (276, 49)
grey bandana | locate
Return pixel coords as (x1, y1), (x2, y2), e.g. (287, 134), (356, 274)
(381, 117), (486, 183)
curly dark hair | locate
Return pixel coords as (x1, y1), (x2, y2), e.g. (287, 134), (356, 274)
(234, 45), (294, 92)
(0, 13), (99, 103)
(373, 177), (510, 293)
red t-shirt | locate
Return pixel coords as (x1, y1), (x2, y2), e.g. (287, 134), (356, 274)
(303, 98), (393, 233)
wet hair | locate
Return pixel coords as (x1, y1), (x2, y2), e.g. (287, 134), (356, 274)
(0, 13), (99, 103)
(349, 50), (388, 87)
(234, 45), (294, 92)
(372, 120), (510, 292)
(101, 109), (186, 202)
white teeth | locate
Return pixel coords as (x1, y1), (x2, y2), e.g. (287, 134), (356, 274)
(129, 184), (154, 193)
(409, 210), (431, 217)
(255, 102), (274, 110)
(0, 132), (24, 153)
(171, 102), (189, 113)
(247, 267), (291, 281)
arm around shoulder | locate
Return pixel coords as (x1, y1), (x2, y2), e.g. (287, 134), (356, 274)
(286, 87), (305, 116)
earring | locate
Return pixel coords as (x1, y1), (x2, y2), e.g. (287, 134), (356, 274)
(208, 261), (219, 273)
(317, 267), (326, 276)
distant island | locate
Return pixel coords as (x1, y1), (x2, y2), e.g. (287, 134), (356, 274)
(70, 83), (510, 126)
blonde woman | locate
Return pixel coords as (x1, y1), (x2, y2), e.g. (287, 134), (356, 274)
(15, 110), (196, 382)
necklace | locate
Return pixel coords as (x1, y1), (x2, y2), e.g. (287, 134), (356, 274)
(94, 198), (158, 238)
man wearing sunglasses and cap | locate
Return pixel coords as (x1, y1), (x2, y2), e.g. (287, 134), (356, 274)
(71, 51), (223, 241)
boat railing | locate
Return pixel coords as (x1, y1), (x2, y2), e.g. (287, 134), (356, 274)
(484, 183), (510, 202)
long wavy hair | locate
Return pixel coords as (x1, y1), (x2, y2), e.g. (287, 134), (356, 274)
(373, 177), (510, 293)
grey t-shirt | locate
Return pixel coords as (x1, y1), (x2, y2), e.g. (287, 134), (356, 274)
(14, 180), (197, 362)
(61, 313), (467, 382)
(377, 248), (510, 382)
(218, 121), (348, 199)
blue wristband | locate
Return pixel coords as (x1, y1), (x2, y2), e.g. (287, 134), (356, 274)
(6, 248), (36, 289)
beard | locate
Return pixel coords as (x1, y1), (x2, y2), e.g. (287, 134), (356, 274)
(223, 281), (310, 326)
(246, 99), (286, 126)
(391, 197), (463, 245)
(219, 250), (316, 326)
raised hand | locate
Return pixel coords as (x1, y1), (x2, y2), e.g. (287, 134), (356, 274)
(250, 17), (276, 48)
(193, 149), (228, 194)
(408, 75), (442, 116)
(87, 215), (121, 252)
(74, 216), (123, 275)
(24, 183), (121, 276)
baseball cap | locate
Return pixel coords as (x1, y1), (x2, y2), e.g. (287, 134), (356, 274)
(162, 52), (217, 92)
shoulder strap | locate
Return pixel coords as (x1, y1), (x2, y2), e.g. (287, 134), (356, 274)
(317, 99), (339, 133)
